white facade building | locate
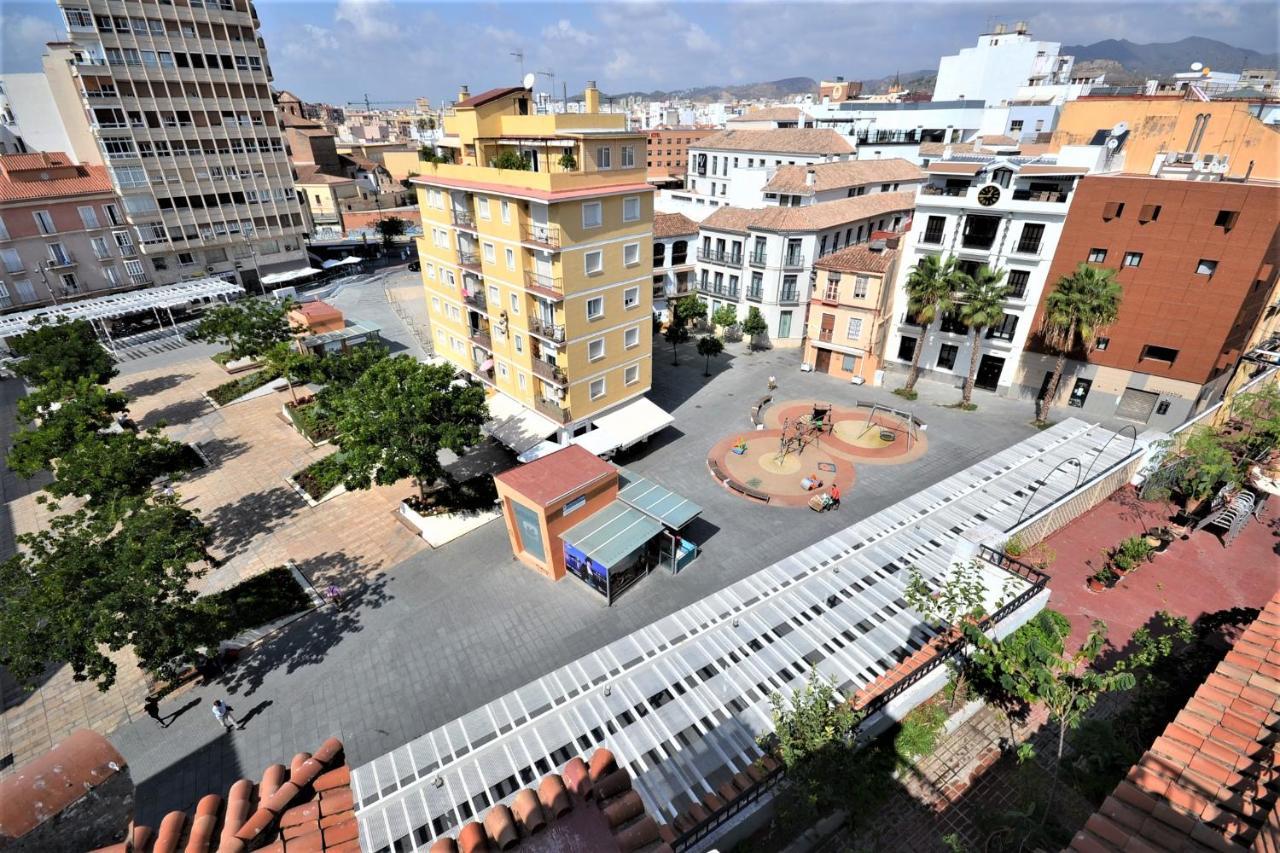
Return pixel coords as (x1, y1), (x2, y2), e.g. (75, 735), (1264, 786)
(651, 211), (696, 322)
(933, 24), (1087, 106)
(760, 158), (925, 206)
(695, 191), (914, 347)
(886, 155), (1088, 394)
(673, 128), (856, 212)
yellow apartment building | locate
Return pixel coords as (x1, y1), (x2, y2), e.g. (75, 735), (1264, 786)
(411, 82), (654, 438)
(804, 238), (901, 383)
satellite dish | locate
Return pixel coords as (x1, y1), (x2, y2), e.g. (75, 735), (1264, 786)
(1190, 62), (1204, 71)
(1111, 121), (1129, 136)
(1106, 137), (1120, 151)
(522, 72), (536, 91)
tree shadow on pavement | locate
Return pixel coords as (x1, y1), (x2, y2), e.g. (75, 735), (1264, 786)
(120, 372), (194, 398)
(192, 436), (249, 469)
(219, 555), (391, 698)
(141, 396), (214, 428)
(202, 485), (305, 559)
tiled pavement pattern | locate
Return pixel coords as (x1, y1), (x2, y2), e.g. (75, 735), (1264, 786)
(351, 419), (1134, 852)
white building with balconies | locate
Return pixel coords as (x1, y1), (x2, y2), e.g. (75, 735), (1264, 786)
(885, 154), (1089, 395)
(651, 211), (696, 322)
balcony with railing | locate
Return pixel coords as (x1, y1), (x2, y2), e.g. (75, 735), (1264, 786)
(535, 397), (571, 424)
(528, 316), (566, 344)
(522, 222), (561, 250)
(748, 250), (767, 268)
(696, 248), (743, 268)
(531, 357), (568, 385)
(457, 249), (482, 271)
(46, 251), (77, 270)
(817, 328), (834, 342)
(778, 288), (800, 305)
(698, 280), (740, 300)
(1011, 188), (1067, 203)
(920, 184), (970, 197)
(468, 326), (492, 350)
(463, 289), (486, 311)
(451, 209), (476, 229)
(781, 253), (806, 271)
(746, 286), (763, 301)
(524, 270), (564, 301)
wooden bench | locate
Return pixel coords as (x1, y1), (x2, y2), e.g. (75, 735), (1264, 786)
(726, 478), (771, 503)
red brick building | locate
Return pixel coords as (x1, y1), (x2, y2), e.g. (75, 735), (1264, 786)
(645, 127), (716, 178)
(1015, 173), (1280, 429)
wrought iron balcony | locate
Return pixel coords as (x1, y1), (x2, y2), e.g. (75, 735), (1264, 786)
(457, 250), (482, 271)
(528, 317), (565, 343)
(463, 290), (486, 310)
(748, 250), (767, 268)
(524, 270), (563, 300)
(522, 223), (561, 250)
(531, 358), (568, 385)
(452, 209), (476, 229)
(468, 328), (492, 350)
(696, 248), (743, 267)
(780, 254), (806, 271)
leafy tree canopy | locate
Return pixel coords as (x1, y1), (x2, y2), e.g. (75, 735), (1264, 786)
(329, 356), (488, 499)
(710, 304), (739, 329)
(375, 216), (409, 248)
(10, 319), (116, 387)
(45, 429), (194, 511)
(7, 378), (130, 479)
(0, 498), (220, 690)
(191, 298), (300, 361)
(741, 306), (769, 338)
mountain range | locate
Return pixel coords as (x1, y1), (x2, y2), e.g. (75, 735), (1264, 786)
(598, 36), (1274, 103)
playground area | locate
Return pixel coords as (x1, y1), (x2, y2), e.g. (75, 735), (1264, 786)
(707, 399), (928, 507)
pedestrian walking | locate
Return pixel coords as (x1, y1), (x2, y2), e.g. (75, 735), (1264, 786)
(145, 696), (167, 728)
(212, 699), (239, 731)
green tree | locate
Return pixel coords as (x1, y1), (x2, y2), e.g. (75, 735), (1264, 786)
(710, 303), (739, 334)
(900, 254), (961, 394)
(314, 342), (387, 388)
(261, 342), (316, 404)
(955, 265), (1009, 406)
(0, 498), (221, 690)
(557, 151), (578, 171)
(45, 429), (193, 512)
(7, 379), (129, 479)
(1176, 429), (1243, 505)
(964, 610), (1138, 821)
(191, 298), (300, 361)
(10, 319), (116, 387)
(415, 117), (428, 133)
(328, 356), (488, 501)
(696, 335), (724, 376)
(492, 150), (531, 170)
(760, 675), (863, 834)
(741, 306), (769, 351)
(1036, 263), (1122, 423)
(664, 294), (707, 365)
(375, 216), (409, 252)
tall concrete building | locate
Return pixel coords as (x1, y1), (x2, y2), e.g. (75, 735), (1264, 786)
(49, 1), (306, 290)
(413, 81), (656, 441)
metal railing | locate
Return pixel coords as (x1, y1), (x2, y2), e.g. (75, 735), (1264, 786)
(457, 250), (481, 269)
(468, 328), (491, 350)
(524, 270), (563, 296)
(528, 317), (565, 343)
(531, 358), (567, 384)
(534, 397), (570, 423)
(745, 288), (763, 301)
(748, 250), (767, 268)
(781, 254), (806, 271)
(451, 210), (475, 229)
(522, 223), (561, 249)
(698, 282), (740, 299)
(671, 762), (786, 852)
(778, 289), (800, 305)
(463, 290), (486, 310)
(921, 185), (969, 197)
(697, 248), (743, 267)
(960, 235), (996, 251)
(1012, 189), (1067, 203)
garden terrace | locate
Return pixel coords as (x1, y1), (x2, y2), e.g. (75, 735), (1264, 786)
(352, 419), (1135, 852)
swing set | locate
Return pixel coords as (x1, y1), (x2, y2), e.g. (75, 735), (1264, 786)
(854, 402), (920, 452)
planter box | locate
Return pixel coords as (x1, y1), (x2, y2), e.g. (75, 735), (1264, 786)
(281, 402), (332, 447)
(214, 354), (261, 374)
(396, 497), (500, 547)
(285, 473), (346, 507)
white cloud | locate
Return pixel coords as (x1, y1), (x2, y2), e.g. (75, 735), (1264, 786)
(542, 19), (597, 46)
(334, 0), (399, 41)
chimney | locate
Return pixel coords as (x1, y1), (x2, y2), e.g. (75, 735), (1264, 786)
(805, 168), (816, 187)
(458, 85), (470, 102)
(584, 81), (600, 114)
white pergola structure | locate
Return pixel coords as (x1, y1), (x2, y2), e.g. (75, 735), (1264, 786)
(0, 278), (244, 351)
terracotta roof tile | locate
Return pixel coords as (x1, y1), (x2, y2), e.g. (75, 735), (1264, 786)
(694, 128), (855, 156)
(0, 153), (114, 202)
(763, 158), (924, 195)
(1069, 591), (1280, 853)
(653, 211), (697, 238)
(813, 241), (899, 274)
(456, 86), (526, 109)
(493, 444), (616, 507)
(700, 191), (914, 235)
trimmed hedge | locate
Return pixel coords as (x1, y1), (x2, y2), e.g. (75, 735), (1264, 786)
(294, 453), (346, 501)
(207, 368), (277, 406)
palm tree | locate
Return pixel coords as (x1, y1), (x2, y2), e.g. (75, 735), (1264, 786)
(955, 265), (1010, 406)
(1037, 263), (1123, 423)
(901, 254), (961, 394)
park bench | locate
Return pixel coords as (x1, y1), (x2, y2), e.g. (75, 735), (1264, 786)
(726, 478), (771, 502)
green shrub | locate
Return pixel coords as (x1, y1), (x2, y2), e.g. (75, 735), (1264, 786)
(894, 701), (948, 763)
(1003, 534), (1025, 557)
(893, 387), (919, 401)
(293, 453), (346, 501)
(205, 566), (312, 638)
(207, 368), (277, 406)
(287, 399), (336, 443)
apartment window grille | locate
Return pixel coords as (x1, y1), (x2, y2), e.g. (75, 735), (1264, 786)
(922, 216), (946, 245)
(1006, 269), (1030, 299)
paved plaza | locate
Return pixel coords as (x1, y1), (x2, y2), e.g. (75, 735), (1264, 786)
(1, 275), (1055, 821)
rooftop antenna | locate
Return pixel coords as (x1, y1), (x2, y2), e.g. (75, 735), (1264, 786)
(510, 49), (524, 80)
(537, 69), (555, 111)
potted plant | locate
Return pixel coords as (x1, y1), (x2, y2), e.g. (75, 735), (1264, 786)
(1143, 526), (1175, 553)
(1087, 566), (1115, 592)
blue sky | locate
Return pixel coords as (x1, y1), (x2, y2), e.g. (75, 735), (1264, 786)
(2, 1), (1276, 106)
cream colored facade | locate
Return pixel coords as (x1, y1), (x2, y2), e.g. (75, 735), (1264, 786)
(412, 83), (654, 434)
(803, 246), (899, 383)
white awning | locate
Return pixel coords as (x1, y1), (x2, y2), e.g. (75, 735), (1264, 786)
(483, 392), (559, 454)
(570, 397), (673, 458)
(320, 256), (363, 269)
(0, 277), (244, 338)
(516, 439), (564, 464)
(260, 267), (322, 285)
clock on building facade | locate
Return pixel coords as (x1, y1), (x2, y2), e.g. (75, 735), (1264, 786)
(977, 185), (1001, 206)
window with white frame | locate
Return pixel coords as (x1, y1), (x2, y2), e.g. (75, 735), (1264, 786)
(77, 206), (100, 229)
(0, 216), (7, 241)
(433, 228), (448, 247)
(431, 296), (441, 312)
(624, 242), (640, 266)
(509, 293), (520, 314)
(33, 210), (55, 235)
(623, 286), (639, 309)
(623, 196), (640, 222)
(853, 275), (869, 298)
(498, 362), (509, 379)
(90, 236), (110, 259)
(582, 202), (602, 229)
(14, 280), (36, 302)
(590, 378), (606, 400)
(621, 145), (635, 168)
(625, 326), (640, 348)
(625, 364), (639, 385)
(846, 317), (863, 340)
(488, 284), (500, 304)
(500, 200), (511, 224)
(585, 250), (603, 275)
(444, 270), (456, 287)
(483, 242), (495, 263)
(588, 338), (605, 361)
(478, 197), (491, 219)
(514, 334), (524, 353)
(505, 247), (515, 270)
(586, 296), (604, 319)
(518, 372), (527, 389)
(596, 146), (612, 169)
